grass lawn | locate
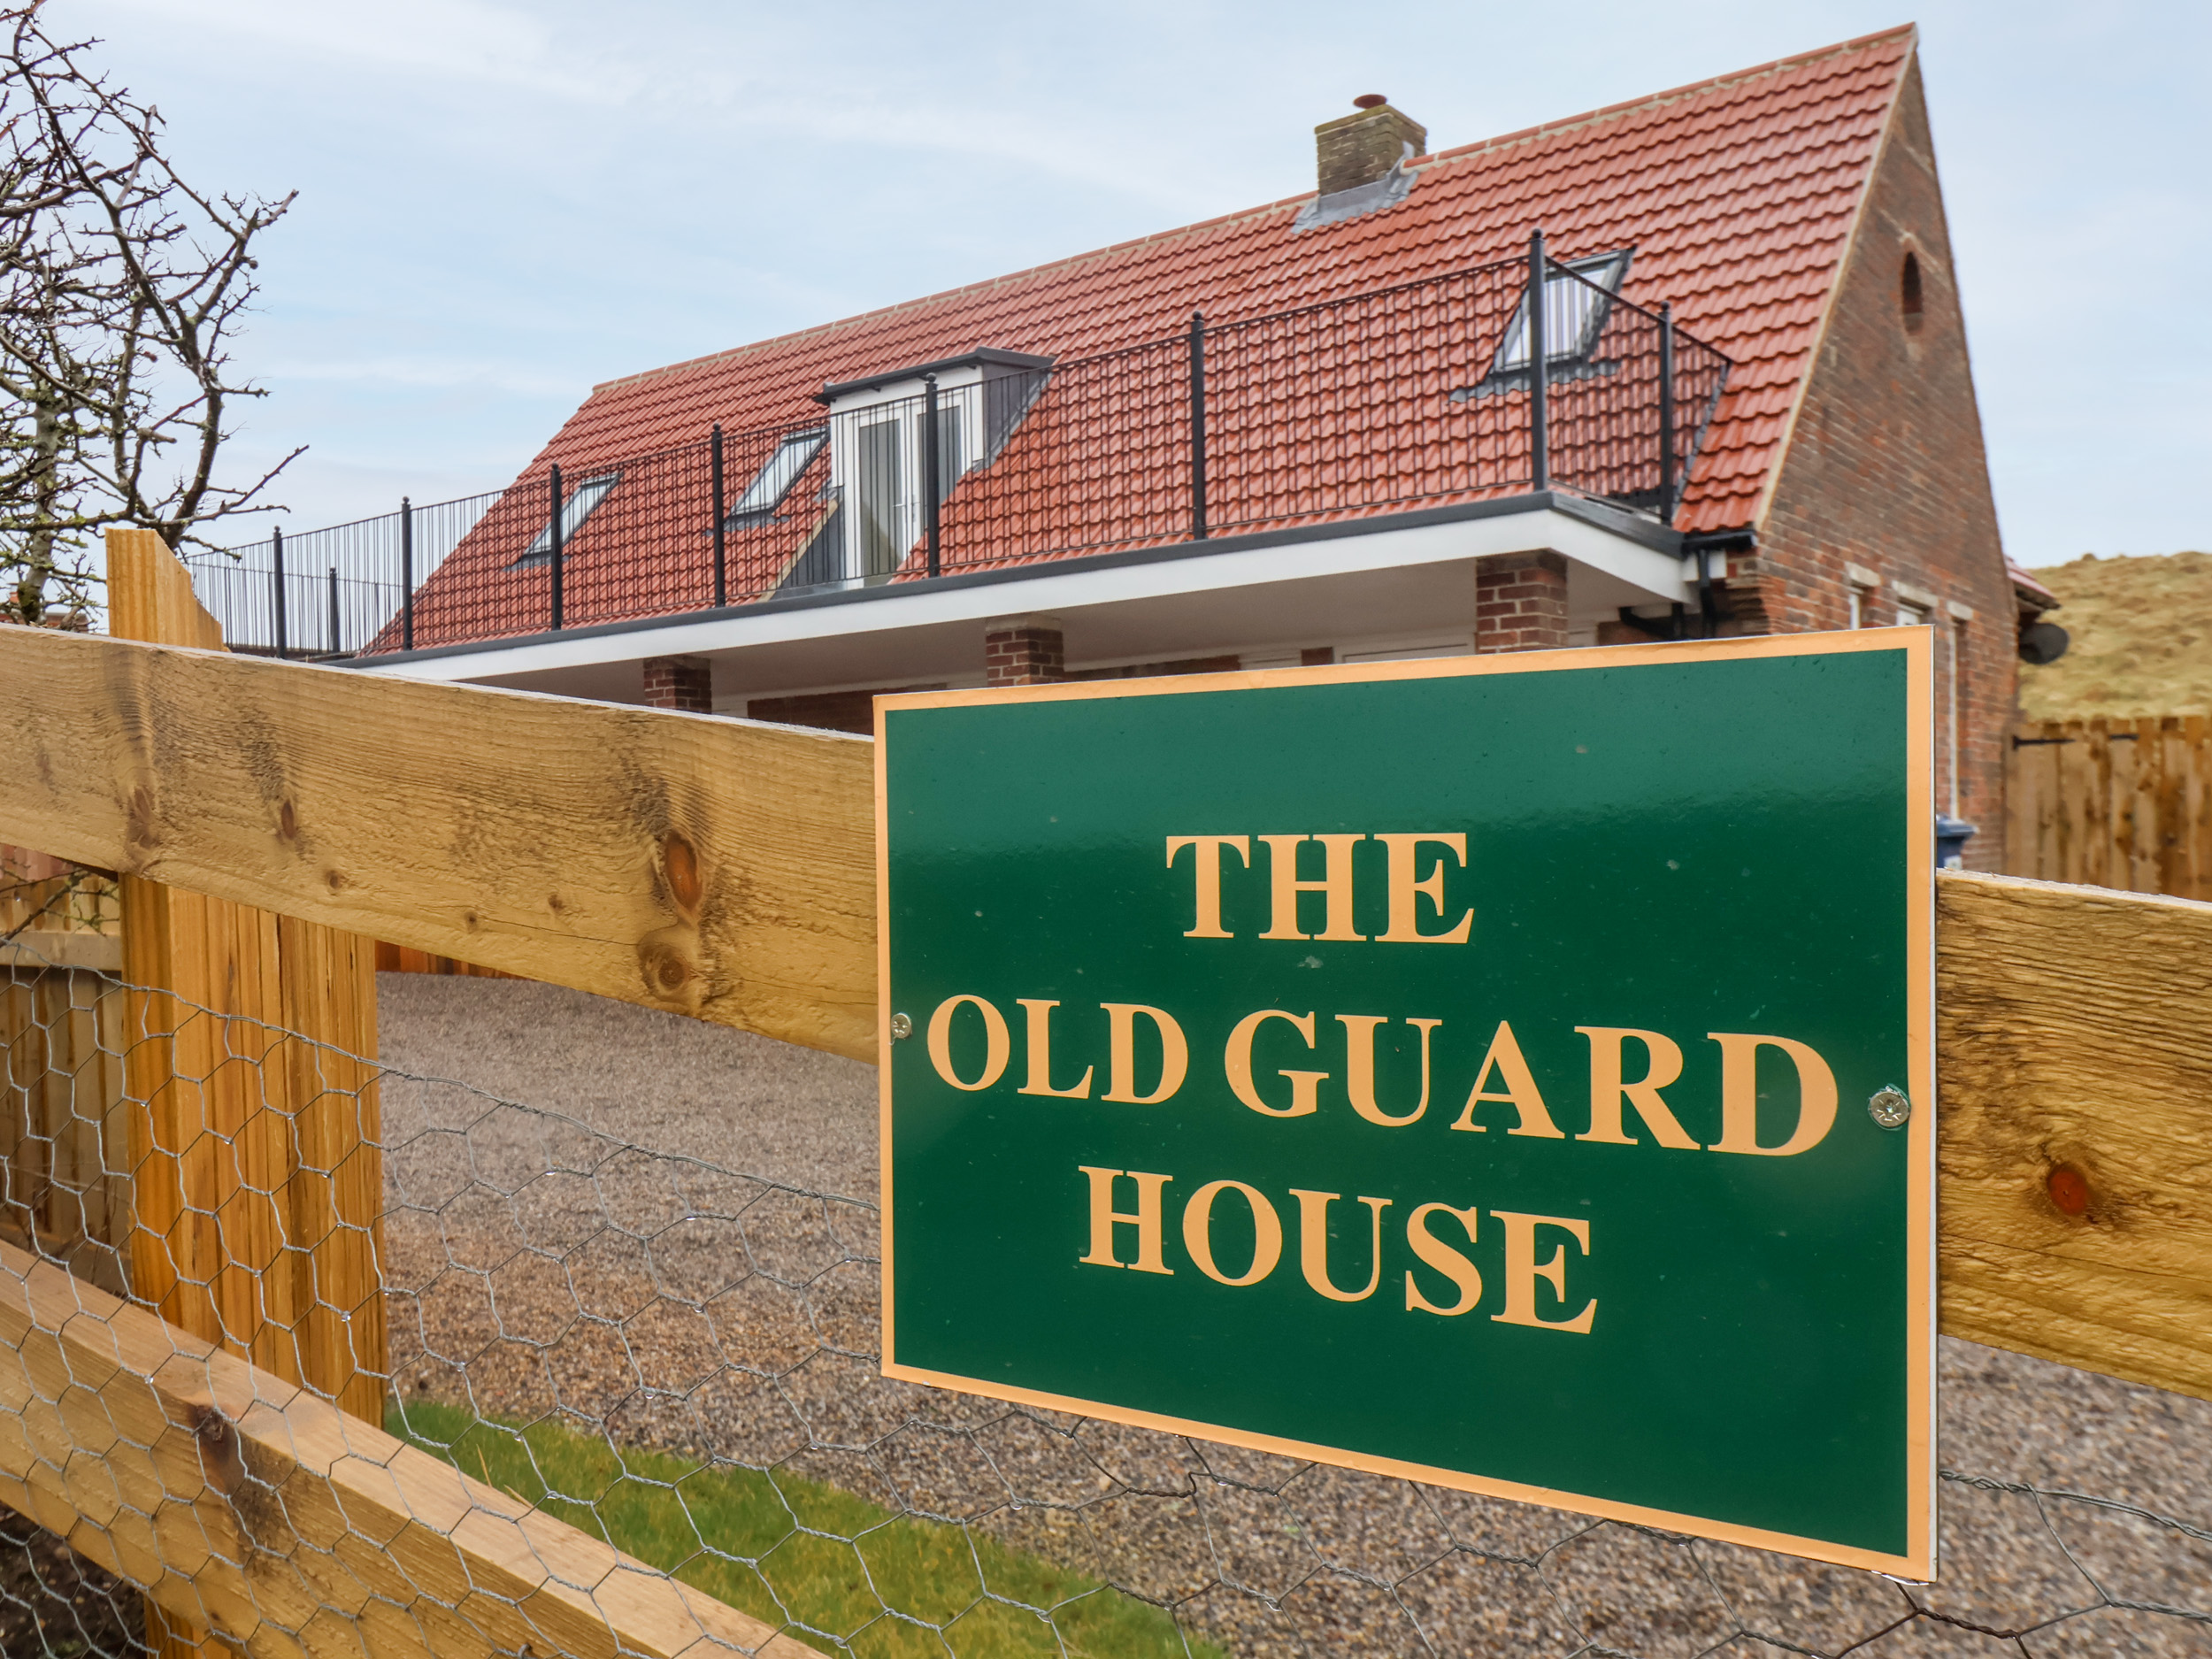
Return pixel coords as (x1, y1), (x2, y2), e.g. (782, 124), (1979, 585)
(388, 1401), (1221, 1659)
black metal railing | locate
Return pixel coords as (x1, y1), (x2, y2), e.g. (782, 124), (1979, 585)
(191, 237), (1730, 657)
(185, 490), (500, 657)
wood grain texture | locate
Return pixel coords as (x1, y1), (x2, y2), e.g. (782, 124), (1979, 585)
(0, 966), (127, 1289)
(11, 596), (2212, 1405)
(0, 623), (878, 1062)
(1936, 870), (2212, 1402)
(107, 526), (226, 651)
(373, 940), (521, 979)
(104, 529), (395, 1659)
(0, 934), (120, 970)
(104, 529), (388, 1428)
(0, 1240), (825, 1659)
(2006, 716), (2212, 901)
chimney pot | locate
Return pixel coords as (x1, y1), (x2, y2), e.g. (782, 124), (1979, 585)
(1313, 98), (1427, 197)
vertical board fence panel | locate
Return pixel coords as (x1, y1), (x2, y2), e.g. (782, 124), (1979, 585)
(2, 846), (127, 1288)
(106, 527), (389, 1659)
(0, 967), (127, 1291)
(2005, 716), (2212, 901)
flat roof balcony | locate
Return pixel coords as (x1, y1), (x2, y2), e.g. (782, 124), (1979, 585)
(188, 249), (1730, 675)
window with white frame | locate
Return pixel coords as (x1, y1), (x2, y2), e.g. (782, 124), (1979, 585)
(1947, 617), (1967, 818)
(515, 472), (619, 565)
(780, 351), (1052, 595)
(1468, 250), (1632, 393)
(724, 429), (826, 528)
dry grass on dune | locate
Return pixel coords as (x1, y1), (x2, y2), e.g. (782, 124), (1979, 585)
(2020, 550), (2212, 721)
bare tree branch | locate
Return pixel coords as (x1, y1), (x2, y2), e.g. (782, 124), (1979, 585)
(0, 0), (297, 624)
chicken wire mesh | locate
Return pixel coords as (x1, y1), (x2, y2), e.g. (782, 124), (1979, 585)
(0, 934), (2208, 1659)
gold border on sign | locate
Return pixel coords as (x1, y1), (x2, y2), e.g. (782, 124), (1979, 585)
(872, 627), (1939, 1581)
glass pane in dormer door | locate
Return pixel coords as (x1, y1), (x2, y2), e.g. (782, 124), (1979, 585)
(855, 418), (906, 580)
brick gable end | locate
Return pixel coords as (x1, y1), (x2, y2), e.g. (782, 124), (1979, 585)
(1745, 56), (2016, 868)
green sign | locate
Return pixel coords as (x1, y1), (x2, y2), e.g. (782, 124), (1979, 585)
(876, 634), (1934, 1575)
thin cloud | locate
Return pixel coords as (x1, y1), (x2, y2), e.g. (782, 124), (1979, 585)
(265, 356), (581, 398)
(91, 0), (641, 104)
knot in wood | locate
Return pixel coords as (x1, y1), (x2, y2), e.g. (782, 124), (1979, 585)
(188, 1402), (245, 1497)
(127, 786), (157, 849)
(2046, 1164), (2091, 1218)
(661, 831), (703, 917)
(636, 927), (705, 1011)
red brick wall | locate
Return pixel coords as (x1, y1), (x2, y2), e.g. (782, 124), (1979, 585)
(1068, 656), (1240, 681)
(1733, 58), (2016, 869)
(986, 616), (1067, 686)
(747, 686), (946, 733)
(1476, 551), (1570, 653)
(642, 656), (712, 712)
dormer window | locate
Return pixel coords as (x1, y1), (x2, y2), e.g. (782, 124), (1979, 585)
(725, 428), (826, 528)
(515, 471), (619, 565)
(780, 348), (1054, 593)
(1455, 251), (1632, 400)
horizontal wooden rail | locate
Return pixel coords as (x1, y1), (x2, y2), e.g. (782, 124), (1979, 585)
(0, 1240), (823, 1659)
(2, 628), (2208, 1402)
(1935, 872), (2212, 1402)
(3, 626), (876, 1061)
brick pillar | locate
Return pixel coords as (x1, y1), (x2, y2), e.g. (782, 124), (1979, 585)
(1475, 551), (1570, 653)
(642, 655), (713, 711)
(985, 613), (1067, 686)
(1718, 554), (1782, 637)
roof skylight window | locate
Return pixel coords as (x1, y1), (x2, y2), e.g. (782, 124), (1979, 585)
(725, 428), (826, 529)
(516, 471), (619, 565)
(1490, 250), (1632, 374)
(1450, 252), (1634, 403)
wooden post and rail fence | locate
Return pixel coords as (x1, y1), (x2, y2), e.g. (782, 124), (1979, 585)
(0, 529), (2207, 1654)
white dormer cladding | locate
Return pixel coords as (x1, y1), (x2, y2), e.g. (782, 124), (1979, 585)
(789, 349), (1054, 592)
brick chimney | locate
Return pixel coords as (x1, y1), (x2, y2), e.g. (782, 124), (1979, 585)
(1314, 95), (1427, 196)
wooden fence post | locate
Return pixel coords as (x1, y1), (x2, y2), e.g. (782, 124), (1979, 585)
(105, 528), (387, 1658)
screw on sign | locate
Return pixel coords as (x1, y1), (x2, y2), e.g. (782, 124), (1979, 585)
(877, 631), (1941, 1576)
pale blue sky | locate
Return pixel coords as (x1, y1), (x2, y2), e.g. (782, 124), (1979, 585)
(74, 0), (2211, 567)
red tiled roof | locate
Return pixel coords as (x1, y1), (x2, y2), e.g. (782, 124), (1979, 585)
(2009, 563), (2062, 613)
(404, 27), (1915, 647)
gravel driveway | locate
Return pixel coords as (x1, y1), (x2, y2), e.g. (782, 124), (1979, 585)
(375, 973), (2212, 1659)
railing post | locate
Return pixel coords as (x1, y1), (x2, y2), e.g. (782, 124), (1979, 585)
(549, 462), (565, 632)
(710, 425), (728, 607)
(1188, 311), (1209, 540)
(399, 495), (415, 651)
(923, 375), (942, 578)
(326, 565), (340, 656)
(272, 524), (288, 657)
(1658, 302), (1678, 525)
(1528, 229), (1549, 494)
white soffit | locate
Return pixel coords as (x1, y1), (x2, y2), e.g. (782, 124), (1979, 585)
(354, 505), (1689, 685)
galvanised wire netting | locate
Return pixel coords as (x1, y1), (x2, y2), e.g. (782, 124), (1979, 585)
(2, 917), (2209, 1659)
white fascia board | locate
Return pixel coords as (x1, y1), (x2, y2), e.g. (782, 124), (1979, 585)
(825, 363), (983, 413)
(353, 504), (1689, 684)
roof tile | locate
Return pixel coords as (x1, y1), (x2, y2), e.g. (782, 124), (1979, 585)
(404, 27), (1913, 640)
